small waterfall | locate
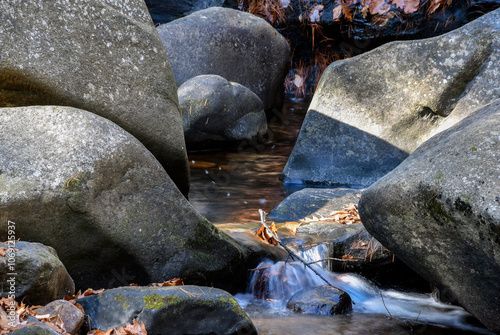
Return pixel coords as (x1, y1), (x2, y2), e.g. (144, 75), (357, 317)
(236, 243), (492, 333)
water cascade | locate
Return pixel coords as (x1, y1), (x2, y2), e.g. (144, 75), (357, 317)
(235, 244), (493, 334)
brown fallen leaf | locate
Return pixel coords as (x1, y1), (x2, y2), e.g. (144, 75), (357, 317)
(148, 278), (184, 287)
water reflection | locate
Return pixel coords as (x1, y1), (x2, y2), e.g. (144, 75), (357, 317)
(188, 98), (310, 223)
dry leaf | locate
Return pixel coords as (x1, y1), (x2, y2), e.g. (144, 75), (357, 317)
(149, 278), (184, 287)
(256, 223), (279, 245)
(370, 0), (391, 15)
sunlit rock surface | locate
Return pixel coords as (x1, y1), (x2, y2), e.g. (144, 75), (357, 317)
(282, 8), (500, 187)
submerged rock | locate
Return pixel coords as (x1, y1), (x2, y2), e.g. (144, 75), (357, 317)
(282, 8), (500, 188)
(0, 0), (189, 196)
(0, 106), (246, 290)
(157, 7), (291, 113)
(178, 75), (267, 150)
(77, 286), (258, 335)
(359, 99), (500, 333)
(287, 285), (352, 316)
(0, 241), (74, 306)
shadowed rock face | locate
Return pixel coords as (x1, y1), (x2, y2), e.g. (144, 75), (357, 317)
(178, 74), (267, 150)
(0, 106), (247, 291)
(0, 0), (190, 196)
(282, 8), (500, 188)
(157, 7), (291, 113)
(0, 241), (75, 305)
(359, 99), (500, 333)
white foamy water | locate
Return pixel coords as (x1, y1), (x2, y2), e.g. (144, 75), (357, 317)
(235, 244), (493, 334)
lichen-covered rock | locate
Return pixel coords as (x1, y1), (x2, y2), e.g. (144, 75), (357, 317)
(0, 0), (189, 196)
(77, 286), (258, 335)
(282, 8), (500, 188)
(157, 7), (291, 113)
(0, 242), (74, 305)
(286, 285), (352, 316)
(358, 99), (500, 333)
(34, 300), (85, 335)
(178, 75), (267, 149)
(0, 106), (246, 290)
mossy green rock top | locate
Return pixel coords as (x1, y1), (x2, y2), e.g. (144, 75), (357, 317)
(77, 286), (258, 335)
(359, 99), (500, 333)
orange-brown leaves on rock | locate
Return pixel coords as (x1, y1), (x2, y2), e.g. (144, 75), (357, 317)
(89, 320), (147, 335)
(256, 223), (279, 245)
(148, 278), (184, 287)
(333, 0), (356, 22)
(369, 0), (391, 15)
(0, 298), (40, 334)
(392, 0), (420, 13)
(300, 203), (362, 225)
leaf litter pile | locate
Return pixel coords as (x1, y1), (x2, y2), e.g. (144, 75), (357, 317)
(0, 278), (184, 335)
(300, 203), (362, 225)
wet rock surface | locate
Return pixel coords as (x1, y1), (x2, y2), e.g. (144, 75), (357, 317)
(287, 285), (352, 316)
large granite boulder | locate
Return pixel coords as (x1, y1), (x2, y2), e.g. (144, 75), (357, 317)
(178, 75), (267, 149)
(0, 0), (189, 196)
(145, 0), (238, 25)
(282, 8), (500, 188)
(0, 241), (75, 305)
(0, 106), (246, 290)
(157, 7), (291, 113)
(358, 99), (500, 333)
(77, 286), (258, 335)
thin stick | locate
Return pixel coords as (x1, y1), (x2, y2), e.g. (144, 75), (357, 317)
(380, 291), (393, 318)
(258, 209), (334, 287)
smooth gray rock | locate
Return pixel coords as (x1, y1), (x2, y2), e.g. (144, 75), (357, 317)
(0, 106), (246, 290)
(34, 300), (85, 335)
(77, 286), (258, 335)
(282, 8), (500, 188)
(359, 99), (500, 333)
(178, 75), (267, 149)
(286, 285), (352, 316)
(0, 241), (74, 305)
(268, 187), (362, 222)
(0, 0), (189, 196)
(157, 7), (290, 112)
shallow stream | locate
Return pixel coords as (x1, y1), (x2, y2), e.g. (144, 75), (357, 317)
(188, 98), (494, 335)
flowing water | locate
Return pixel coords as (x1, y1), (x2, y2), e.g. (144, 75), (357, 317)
(188, 98), (494, 334)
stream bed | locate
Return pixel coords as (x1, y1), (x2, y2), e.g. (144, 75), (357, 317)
(187, 98), (494, 335)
